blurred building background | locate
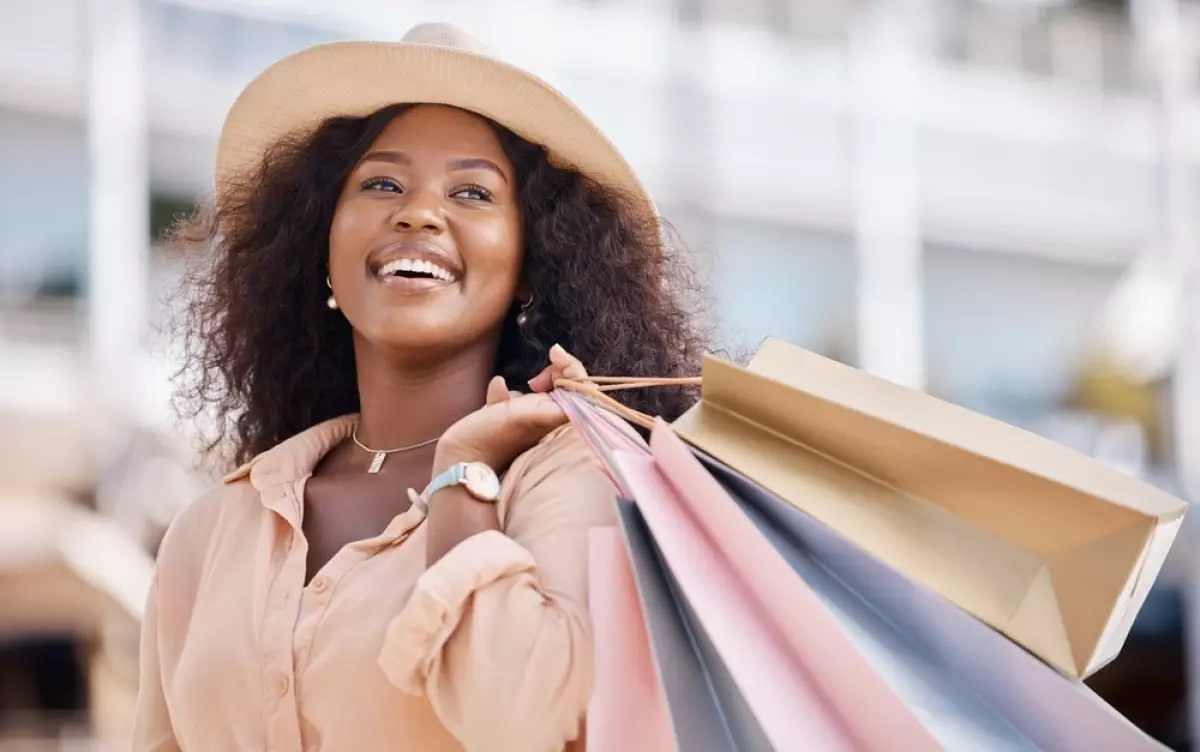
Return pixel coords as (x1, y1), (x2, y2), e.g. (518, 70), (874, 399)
(2, 0), (1200, 748)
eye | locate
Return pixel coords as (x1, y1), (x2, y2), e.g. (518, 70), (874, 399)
(361, 176), (403, 193)
(451, 184), (493, 202)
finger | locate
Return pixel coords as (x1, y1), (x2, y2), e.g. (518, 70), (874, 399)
(508, 393), (570, 430)
(549, 344), (589, 383)
(527, 364), (554, 393)
(486, 375), (511, 406)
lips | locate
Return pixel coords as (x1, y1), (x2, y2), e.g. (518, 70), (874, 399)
(377, 257), (456, 282)
(367, 241), (462, 293)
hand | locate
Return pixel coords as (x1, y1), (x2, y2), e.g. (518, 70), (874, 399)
(435, 345), (589, 473)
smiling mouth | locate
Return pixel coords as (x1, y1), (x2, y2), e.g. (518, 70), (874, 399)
(375, 257), (459, 284)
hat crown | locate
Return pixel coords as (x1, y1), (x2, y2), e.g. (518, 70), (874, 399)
(400, 22), (490, 55)
(217, 21), (655, 225)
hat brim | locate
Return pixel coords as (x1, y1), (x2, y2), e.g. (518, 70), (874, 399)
(215, 40), (655, 220)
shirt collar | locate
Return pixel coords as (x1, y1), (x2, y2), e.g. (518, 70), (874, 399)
(222, 414), (359, 491)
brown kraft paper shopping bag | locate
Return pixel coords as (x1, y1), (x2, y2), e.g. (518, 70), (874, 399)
(669, 337), (1186, 679)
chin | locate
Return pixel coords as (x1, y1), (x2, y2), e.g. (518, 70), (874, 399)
(355, 311), (496, 356)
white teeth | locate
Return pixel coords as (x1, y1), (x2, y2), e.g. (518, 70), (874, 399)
(376, 257), (456, 282)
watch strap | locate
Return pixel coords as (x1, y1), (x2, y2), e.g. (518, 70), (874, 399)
(423, 463), (467, 503)
(414, 462), (500, 511)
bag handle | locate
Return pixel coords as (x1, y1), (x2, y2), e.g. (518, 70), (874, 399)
(553, 376), (701, 431)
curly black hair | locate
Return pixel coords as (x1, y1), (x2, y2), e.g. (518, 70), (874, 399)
(173, 104), (709, 469)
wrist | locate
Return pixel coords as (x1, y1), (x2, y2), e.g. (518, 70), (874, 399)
(433, 440), (499, 476)
(431, 448), (474, 478)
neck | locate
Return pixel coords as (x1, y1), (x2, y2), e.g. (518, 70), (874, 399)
(351, 340), (497, 452)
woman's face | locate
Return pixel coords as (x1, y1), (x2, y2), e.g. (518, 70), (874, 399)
(328, 105), (524, 358)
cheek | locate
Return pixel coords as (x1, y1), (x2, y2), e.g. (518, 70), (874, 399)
(465, 212), (524, 285)
(328, 201), (373, 264)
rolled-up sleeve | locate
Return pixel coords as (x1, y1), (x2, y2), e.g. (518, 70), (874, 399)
(378, 427), (615, 752)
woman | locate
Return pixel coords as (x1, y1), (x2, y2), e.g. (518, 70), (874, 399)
(134, 22), (705, 752)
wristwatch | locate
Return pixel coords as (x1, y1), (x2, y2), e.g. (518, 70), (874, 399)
(418, 461), (502, 508)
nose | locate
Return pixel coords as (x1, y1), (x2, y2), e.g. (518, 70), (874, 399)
(389, 188), (445, 234)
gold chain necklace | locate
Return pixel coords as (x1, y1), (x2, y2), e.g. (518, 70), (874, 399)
(351, 428), (439, 474)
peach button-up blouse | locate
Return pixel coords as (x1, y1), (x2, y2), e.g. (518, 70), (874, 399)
(132, 414), (616, 752)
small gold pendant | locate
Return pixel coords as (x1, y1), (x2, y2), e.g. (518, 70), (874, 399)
(367, 451), (386, 474)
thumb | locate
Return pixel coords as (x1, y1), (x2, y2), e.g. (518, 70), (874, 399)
(527, 364), (554, 393)
(486, 376), (511, 406)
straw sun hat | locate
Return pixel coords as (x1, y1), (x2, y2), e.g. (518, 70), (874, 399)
(215, 21), (655, 220)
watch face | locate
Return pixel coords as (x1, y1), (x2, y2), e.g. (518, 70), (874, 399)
(463, 462), (501, 502)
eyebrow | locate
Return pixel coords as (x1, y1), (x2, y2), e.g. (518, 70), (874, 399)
(359, 150), (509, 184)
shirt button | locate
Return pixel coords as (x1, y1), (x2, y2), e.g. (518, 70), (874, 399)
(277, 675), (291, 697)
(310, 577), (328, 594)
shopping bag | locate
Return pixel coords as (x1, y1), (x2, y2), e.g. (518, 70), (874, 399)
(612, 497), (769, 751)
(559, 336), (1188, 678)
(674, 338), (1187, 678)
(586, 527), (678, 752)
(694, 448), (1168, 752)
(560, 391), (1167, 750)
(607, 447), (943, 750)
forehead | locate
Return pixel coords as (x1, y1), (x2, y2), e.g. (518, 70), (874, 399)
(369, 105), (509, 163)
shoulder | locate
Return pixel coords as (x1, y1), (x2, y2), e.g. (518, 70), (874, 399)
(154, 474), (258, 581)
(499, 423), (617, 529)
(516, 424), (603, 485)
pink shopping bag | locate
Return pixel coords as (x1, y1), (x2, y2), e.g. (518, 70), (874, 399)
(586, 527), (678, 752)
(611, 443), (940, 751)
